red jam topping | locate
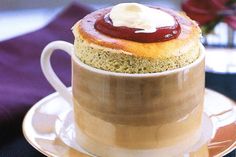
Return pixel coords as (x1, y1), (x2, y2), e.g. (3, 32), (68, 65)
(94, 8), (181, 43)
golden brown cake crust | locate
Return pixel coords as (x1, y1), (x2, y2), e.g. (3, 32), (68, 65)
(73, 7), (201, 59)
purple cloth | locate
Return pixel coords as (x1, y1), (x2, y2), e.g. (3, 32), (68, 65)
(0, 2), (92, 137)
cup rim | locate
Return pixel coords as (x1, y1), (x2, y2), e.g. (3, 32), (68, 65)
(72, 44), (205, 77)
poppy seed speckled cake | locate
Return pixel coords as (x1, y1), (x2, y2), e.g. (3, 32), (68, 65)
(72, 3), (201, 73)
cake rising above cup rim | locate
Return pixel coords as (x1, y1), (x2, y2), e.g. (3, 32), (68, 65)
(72, 3), (202, 73)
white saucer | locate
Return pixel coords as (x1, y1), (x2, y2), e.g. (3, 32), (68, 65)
(58, 110), (212, 157)
(23, 89), (236, 157)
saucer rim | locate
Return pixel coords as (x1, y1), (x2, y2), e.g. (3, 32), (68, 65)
(22, 94), (57, 157)
(22, 88), (236, 157)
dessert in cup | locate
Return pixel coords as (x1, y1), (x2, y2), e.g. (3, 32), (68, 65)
(40, 3), (206, 157)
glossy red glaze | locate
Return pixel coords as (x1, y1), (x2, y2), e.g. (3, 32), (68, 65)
(94, 8), (181, 43)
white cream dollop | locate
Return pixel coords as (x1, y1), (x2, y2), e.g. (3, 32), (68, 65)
(109, 3), (176, 33)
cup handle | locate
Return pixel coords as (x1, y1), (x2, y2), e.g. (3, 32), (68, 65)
(41, 41), (73, 106)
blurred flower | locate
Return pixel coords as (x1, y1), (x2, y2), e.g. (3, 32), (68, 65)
(182, 0), (236, 34)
